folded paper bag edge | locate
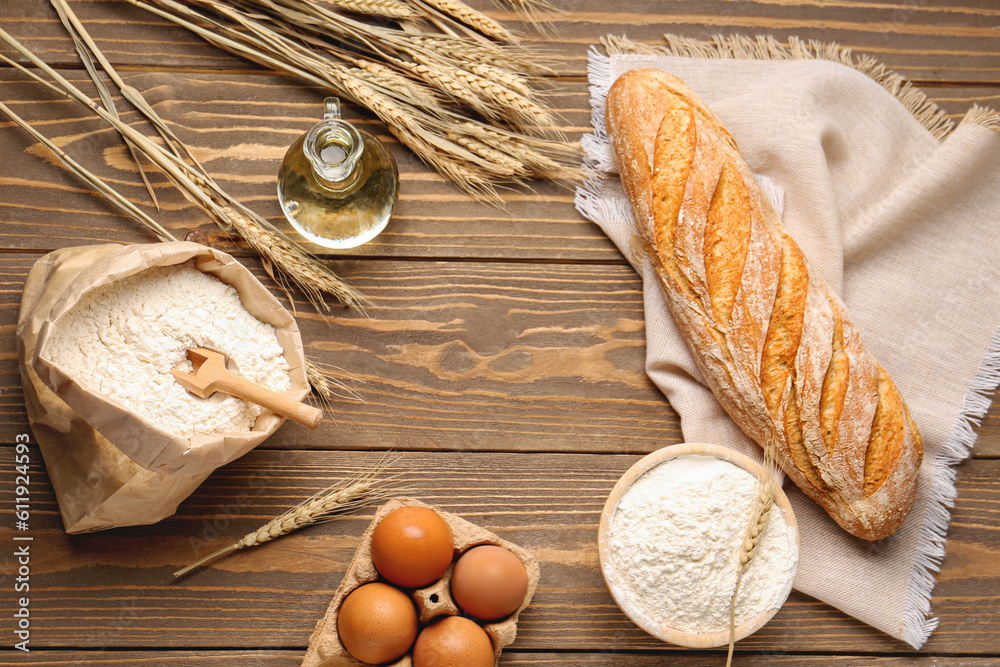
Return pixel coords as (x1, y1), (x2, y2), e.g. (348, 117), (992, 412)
(16, 242), (310, 531)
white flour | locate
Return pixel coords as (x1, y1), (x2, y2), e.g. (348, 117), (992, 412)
(45, 262), (291, 437)
(608, 454), (797, 635)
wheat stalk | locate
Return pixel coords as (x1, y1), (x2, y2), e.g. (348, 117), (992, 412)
(413, 0), (514, 42)
(0, 24), (373, 316)
(1, 95), (368, 397)
(466, 59), (535, 97)
(726, 435), (779, 667)
(307, 358), (366, 408)
(325, 0), (420, 19)
(49, 0), (161, 209)
(0, 101), (178, 243)
(406, 32), (542, 71)
(409, 52), (555, 132)
(174, 456), (401, 577)
(125, 0), (579, 202)
(346, 57), (443, 108)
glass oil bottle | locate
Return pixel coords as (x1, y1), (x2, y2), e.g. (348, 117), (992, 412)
(278, 97), (398, 249)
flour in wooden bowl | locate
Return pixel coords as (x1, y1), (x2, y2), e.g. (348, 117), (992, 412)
(45, 262), (291, 437)
(606, 453), (797, 638)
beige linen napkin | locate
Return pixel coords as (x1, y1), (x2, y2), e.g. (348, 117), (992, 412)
(575, 34), (1000, 649)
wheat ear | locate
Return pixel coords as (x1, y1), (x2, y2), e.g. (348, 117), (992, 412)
(415, 0), (515, 42)
(306, 358), (365, 408)
(726, 437), (778, 667)
(326, 0), (421, 19)
(174, 457), (400, 577)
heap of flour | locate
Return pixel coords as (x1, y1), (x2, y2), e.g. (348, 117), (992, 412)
(45, 262), (291, 437)
(608, 454), (797, 635)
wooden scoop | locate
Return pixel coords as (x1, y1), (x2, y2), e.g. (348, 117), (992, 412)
(172, 348), (322, 429)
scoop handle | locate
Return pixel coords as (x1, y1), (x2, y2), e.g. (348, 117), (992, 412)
(201, 364), (322, 429)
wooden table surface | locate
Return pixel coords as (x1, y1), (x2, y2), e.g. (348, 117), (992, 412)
(2, 0), (999, 665)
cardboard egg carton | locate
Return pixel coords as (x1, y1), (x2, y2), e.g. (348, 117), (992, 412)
(302, 497), (540, 667)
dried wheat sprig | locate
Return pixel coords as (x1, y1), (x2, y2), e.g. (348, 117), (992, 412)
(0, 101), (178, 243)
(412, 0), (515, 42)
(0, 26), (367, 313)
(347, 58), (443, 108)
(406, 32), (544, 72)
(325, 0), (420, 19)
(174, 0), (546, 134)
(466, 59), (535, 97)
(409, 52), (555, 132)
(451, 137), (523, 178)
(49, 0), (161, 209)
(222, 205), (371, 313)
(456, 120), (574, 177)
(402, 55), (490, 117)
(127, 0), (578, 201)
(174, 456), (401, 577)
(307, 358), (366, 407)
(725, 437), (779, 667)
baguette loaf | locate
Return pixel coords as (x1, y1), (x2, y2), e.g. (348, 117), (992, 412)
(606, 68), (923, 540)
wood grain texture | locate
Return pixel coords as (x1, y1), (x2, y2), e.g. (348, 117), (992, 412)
(5, 251), (1000, 455)
(1, 0), (998, 82)
(0, 69), (602, 260)
(0, 71), (997, 261)
(4, 253), (998, 456)
(0, 253), (677, 450)
(0, 449), (996, 655)
(2, 651), (998, 666)
(1, 0), (998, 662)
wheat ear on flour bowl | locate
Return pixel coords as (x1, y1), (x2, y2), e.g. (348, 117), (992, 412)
(605, 68), (924, 541)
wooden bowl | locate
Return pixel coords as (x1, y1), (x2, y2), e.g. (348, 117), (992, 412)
(598, 443), (799, 648)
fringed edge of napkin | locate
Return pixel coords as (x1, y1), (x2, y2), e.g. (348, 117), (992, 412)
(907, 325), (1000, 646)
(960, 105), (1000, 135)
(580, 34), (1000, 650)
(602, 33), (1000, 142)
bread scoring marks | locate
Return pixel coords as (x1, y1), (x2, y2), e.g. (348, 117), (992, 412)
(649, 100), (702, 310)
(670, 112), (723, 315)
(829, 306), (879, 498)
(865, 368), (908, 498)
(704, 162), (752, 330)
(712, 163), (781, 437)
(793, 262), (837, 488)
(602, 66), (924, 542)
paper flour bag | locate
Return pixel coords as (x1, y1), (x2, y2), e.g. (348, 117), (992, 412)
(16, 242), (311, 533)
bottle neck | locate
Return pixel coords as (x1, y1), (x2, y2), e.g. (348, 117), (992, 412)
(304, 120), (364, 184)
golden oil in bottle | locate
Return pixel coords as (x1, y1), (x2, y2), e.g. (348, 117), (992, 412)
(278, 97), (398, 249)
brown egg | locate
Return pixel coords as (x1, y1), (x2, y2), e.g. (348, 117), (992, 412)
(411, 615), (494, 667)
(337, 582), (418, 664)
(371, 506), (454, 588)
(450, 545), (528, 621)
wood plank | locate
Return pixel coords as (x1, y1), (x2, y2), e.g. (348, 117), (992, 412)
(526, 0), (1000, 83)
(2, 651), (998, 666)
(1, 71), (997, 259)
(0, 69), (605, 260)
(4, 253), (999, 457)
(0, 253), (680, 451)
(0, 449), (996, 654)
(1, 0), (998, 82)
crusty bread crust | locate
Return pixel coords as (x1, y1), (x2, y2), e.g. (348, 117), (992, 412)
(607, 68), (923, 540)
